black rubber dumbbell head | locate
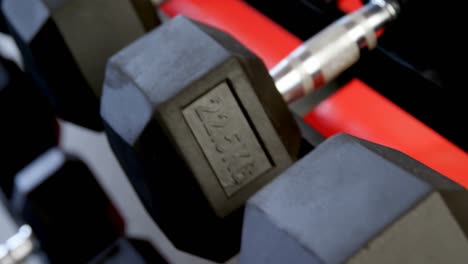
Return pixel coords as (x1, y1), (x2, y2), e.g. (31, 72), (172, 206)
(241, 133), (468, 263)
(101, 15), (301, 262)
(0, 0), (159, 130)
(91, 238), (168, 264)
(11, 149), (125, 263)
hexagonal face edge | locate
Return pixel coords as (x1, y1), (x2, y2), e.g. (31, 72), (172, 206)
(157, 58), (293, 217)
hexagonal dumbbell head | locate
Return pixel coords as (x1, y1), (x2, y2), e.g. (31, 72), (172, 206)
(101, 15), (301, 262)
(1, 0), (160, 130)
(10, 148), (125, 263)
(241, 133), (468, 264)
(0, 56), (57, 200)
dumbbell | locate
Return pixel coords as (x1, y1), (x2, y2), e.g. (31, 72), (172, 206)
(1, 148), (167, 263)
(0, 0), (160, 130)
(240, 133), (468, 263)
(0, 55), (57, 201)
(100, 14), (310, 261)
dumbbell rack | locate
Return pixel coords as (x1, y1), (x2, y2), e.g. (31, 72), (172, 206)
(2, 0), (468, 263)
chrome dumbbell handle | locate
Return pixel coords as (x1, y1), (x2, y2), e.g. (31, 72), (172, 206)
(271, 0), (400, 103)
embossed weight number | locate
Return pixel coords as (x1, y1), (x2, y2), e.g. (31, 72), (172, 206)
(195, 96), (256, 187)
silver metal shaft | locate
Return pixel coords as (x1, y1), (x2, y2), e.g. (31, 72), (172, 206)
(271, 0), (400, 103)
(0, 225), (34, 264)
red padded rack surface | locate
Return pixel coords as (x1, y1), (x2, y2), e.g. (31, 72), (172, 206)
(161, 0), (468, 188)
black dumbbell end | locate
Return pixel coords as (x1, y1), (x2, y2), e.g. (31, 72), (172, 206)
(241, 133), (468, 263)
(101, 15), (301, 262)
(0, 56), (57, 199)
(11, 148), (125, 263)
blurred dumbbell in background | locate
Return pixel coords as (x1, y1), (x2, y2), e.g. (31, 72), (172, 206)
(1, 148), (168, 263)
(0, 53), (166, 261)
(0, 2), (187, 262)
(1, 0), (160, 130)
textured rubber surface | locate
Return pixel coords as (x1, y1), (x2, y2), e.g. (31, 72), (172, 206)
(240, 133), (468, 263)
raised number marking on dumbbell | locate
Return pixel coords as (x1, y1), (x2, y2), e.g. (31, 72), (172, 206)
(183, 82), (272, 196)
